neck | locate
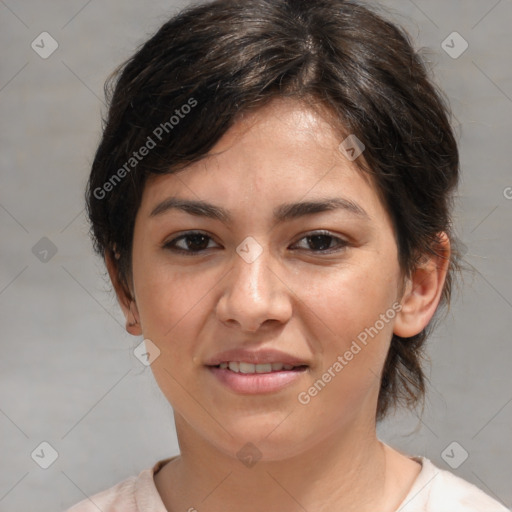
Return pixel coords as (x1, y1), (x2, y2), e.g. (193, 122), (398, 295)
(155, 415), (413, 512)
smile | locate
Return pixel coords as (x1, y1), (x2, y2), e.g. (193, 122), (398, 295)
(207, 363), (308, 394)
(216, 361), (307, 373)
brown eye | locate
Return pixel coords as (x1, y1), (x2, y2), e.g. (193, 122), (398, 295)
(291, 232), (348, 253)
(163, 232), (219, 254)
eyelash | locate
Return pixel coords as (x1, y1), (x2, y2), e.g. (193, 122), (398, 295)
(162, 230), (349, 255)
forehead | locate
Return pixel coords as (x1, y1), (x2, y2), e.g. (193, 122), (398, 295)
(141, 98), (384, 220)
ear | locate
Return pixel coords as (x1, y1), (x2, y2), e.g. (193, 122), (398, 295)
(104, 249), (142, 336)
(393, 232), (450, 338)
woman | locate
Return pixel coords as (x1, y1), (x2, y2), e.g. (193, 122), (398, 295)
(66, 0), (508, 510)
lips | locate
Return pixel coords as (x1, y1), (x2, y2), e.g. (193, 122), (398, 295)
(204, 348), (310, 393)
(218, 362), (304, 374)
(204, 348), (309, 368)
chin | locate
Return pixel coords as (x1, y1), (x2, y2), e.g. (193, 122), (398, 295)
(210, 422), (314, 463)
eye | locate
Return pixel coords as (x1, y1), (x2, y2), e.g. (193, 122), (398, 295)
(163, 231), (220, 254)
(291, 231), (348, 253)
(162, 230), (348, 255)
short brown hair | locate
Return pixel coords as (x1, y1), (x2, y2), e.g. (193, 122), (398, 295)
(86, 0), (463, 421)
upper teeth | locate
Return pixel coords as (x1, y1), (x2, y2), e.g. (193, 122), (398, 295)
(219, 362), (295, 373)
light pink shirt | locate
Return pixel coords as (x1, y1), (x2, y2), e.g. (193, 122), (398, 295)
(64, 455), (509, 511)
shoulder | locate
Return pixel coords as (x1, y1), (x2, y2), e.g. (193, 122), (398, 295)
(398, 456), (509, 512)
(63, 474), (138, 511)
(63, 457), (176, 512)
(426, 460), (509, 512)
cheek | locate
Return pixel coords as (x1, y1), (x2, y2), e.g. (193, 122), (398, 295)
(307, 262), (398, 333)
(133, 257), (219, 347)
(293, 269), (398, 426)
(299, 261), (399, 377)
(132, 264), (215, 403)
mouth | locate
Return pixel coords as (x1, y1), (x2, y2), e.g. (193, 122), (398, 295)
(209, 361), (308, 374)
(204, 348), (309, 393)
(206, 361), (308, 394)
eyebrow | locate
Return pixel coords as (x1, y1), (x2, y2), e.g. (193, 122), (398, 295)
(149, 196), (370, 223)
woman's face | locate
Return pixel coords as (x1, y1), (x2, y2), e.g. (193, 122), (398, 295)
(127, 98), (407, 459)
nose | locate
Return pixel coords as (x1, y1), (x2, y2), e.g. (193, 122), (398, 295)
(215, 244), (293, 333)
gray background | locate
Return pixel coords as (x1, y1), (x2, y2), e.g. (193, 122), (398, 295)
(1, 1), (511, 510)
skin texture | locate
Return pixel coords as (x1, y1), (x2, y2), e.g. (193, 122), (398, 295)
(106, 98), (450, 512)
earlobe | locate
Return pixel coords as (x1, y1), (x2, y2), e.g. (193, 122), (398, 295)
(126, 300), (142, 336)
(104, 249), (142, 336)
(393, 233), (451, 338)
